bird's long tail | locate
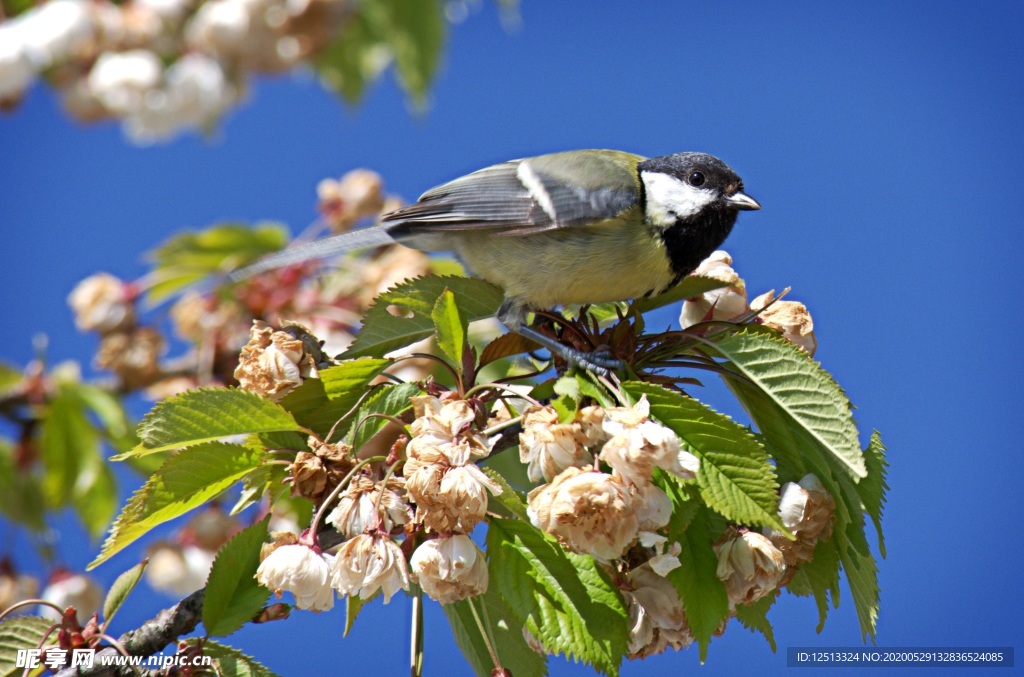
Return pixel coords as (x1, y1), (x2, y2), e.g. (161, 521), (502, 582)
(227, 225), (396, 282)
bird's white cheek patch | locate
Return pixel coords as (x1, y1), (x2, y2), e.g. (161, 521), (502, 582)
(641, 172), (716, 226)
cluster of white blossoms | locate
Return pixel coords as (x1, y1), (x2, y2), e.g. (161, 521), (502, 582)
(256, 394), (499, 611)
(525, 396), (696, 563)
(0, 0), (351, 142)
(522, 396), (699, 657)
(712, 473), (837, 609)
(680, 251), (818, 357)
(234, 320), (325, 401)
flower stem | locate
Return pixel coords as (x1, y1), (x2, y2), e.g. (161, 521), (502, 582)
(410, 589), (424, 677)
(467, 596), (502, 672)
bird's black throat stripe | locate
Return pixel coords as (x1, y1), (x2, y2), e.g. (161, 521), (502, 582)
(659, 207), (740, 281)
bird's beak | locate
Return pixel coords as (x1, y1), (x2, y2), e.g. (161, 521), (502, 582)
(726, 191), (761, 211)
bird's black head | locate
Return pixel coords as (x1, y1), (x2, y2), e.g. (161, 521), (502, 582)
(638, 152), (760, 279)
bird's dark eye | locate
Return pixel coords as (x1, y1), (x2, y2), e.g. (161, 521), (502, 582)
(688, 171), (706, 187)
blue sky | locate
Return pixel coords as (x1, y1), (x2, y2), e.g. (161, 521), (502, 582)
(2, 1), (1023, 675)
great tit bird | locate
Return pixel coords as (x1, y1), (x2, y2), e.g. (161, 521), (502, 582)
(231, 149), (760, 372)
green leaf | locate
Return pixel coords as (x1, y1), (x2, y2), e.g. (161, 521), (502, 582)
(481, 467), (529, 521)
(315, 12), (384, 104)
(665, 508), (730, 661)
(40, 386), (97, 507)
(75, 383), (137, 452)
(487, 518), (627, 676)
(445, 589), (549, 677)
(0, 362), (23, 396)
(735, 594), (777, 652)
(280, 359), (391, 436)
(786, 537), (841, 633)
(658, 471), (700, 537)
(432, 288), (467, 371)
(90, 442), (265, 569)
(344, 589), (378, 638)
(73, 444), (118, 541)
(365, 0), (445, 104)
(0, 617), (53, 677)
(711, 328), (867, 479)
(341, 275), (504, 359)
(632, 274), (730, 314)
(103, 560), (149, 625)
(201, 641), (282, 677)
(725, 374), (880, 640)
(0, 440), (46, 532)
(623, 382), (785, 532)
(125, 387), (305, 458)
(346, 382), (419, 451)
(146, 222), (289, 303)
(203, 517), (272, 637)
(859, 432), (889, 557)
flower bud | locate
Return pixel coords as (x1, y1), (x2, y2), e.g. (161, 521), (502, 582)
(679, 251), (748, 329)
(256, 543), (335, 611)
(750, 291), (818, 356)
(410, 534), (488, 604)
(599, 396), (698, 485)
(527, 467), (638, 561)
(317, 169), (385, 232)
(765, 473), (835, 571)
(68, 272), (135, 334)
(624, 564), (693, 658)
(518, 405), (593, 483)
(146, 544), (215, 597)
(40, 571), (104, 621)
(234, 320), (321, 401)
(326, 475), (412, 538)
(714, 528), (785, 607)
(331, 533), (409, 603)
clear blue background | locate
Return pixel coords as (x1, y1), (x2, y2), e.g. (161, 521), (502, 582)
(2, 1), (1022, 675)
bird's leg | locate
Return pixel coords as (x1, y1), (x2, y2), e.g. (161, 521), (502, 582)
(497, 300), (624, 376)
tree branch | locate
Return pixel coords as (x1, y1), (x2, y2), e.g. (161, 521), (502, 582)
(55, 588), (205, 677)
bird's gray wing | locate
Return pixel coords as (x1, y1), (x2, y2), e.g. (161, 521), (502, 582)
(382, 150), (644, 238)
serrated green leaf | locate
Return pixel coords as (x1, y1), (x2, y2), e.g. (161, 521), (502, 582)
(837, 518), (879, 642)
(280, 359), (391, 436)
(712, 328), (866, 479)
(203, 517), (271, 637)
(487, 518), (627, 676)
(346, 382), (419, 450)
(786, 537), (841, 633)
(201, 640), (282, 677)
(146, 223), (289, 303)
(725, 375), (880, 640)
(342, 275), (504, 359)
(102, 560), (149, 625)
(859, 432), (888, 557)
(666, 508), (730, 661)
(344, 589), (378, 638)
(125, 387), (305, 458)
(445, 589), (549, 677)
(735, 593), (778, 652)
(624, 382), (785, 532)
(432, 288), (467, 371)
(90, 442), (264, 569)
(481, 467), (529, 521)
(632, 274), (730, 314)
(0, 617), (54, 677)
